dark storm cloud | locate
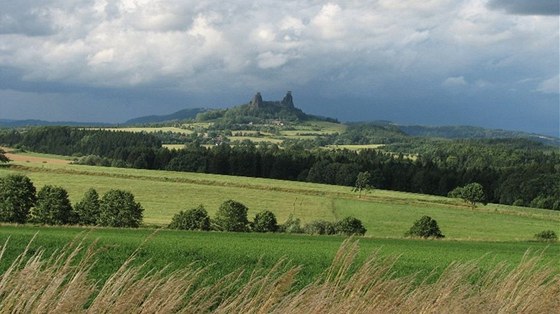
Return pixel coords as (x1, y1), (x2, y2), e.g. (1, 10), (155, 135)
(487, 0), (560, 16)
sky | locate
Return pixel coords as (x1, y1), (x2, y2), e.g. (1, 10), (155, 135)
(0, 0), (559, 136)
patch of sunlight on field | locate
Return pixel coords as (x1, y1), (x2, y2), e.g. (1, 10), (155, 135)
(228, 136), (284, 144)
(181, 122), (212, 128)
(162, 144), (186, 150)
(326, 144), (385, 150)
(302, 121), (347, 133)
(95, 127), (193, 134)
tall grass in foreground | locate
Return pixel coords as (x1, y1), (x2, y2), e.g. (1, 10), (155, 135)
(0, 237), (558, 313)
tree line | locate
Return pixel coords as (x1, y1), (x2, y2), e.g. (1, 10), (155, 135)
(0, 127), (558, 210)
(0, 174), (143, 227)
(169, 200), (367, 236)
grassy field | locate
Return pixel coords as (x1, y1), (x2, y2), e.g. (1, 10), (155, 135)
(0, 152), (558, 241)
(326, 144), (385, 150)
(228, 136), (284, 144)
(0, 225), (557, 288)
(1, 226), (557, 312)
(162, 144), (186, 150)
(96, 127), (193, 134)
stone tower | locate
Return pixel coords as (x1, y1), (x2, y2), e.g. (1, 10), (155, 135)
(281, 91), (294, 108)
(250, 92), (263, 109)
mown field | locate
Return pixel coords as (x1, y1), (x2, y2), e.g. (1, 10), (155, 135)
(1, 150), (558, 242)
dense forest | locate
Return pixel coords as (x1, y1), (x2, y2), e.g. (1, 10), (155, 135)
(0, 126), (558, 210)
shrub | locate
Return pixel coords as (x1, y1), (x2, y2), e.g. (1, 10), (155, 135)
(304, 220), (336, 235)
(74, 188), (100, 225)
(405, 216), (444, 238)
(252, 210), (278, 232)
(279, 215), (304, 234)
(0, 174), (36, 223)
(214, 200), (249, 232)
(534, 230), (558, 242)
(169, 205), (210, 231)
(32, 185), (75, 225)
(447, 187), (463, 199)
(335, 216), (367, 236)
(98, 190), (143, 228)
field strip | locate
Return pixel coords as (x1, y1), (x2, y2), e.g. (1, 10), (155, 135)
(9, 164), (451, 203)
(4, 152), (71, 165)
(8, 164), (559, 223)
(10, 164), (341, 196)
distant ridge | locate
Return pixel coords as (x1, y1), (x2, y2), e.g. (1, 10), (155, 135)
(0, 119), (112, 128)
(398, 125), (560, 146)
(125, 108), (207, 125)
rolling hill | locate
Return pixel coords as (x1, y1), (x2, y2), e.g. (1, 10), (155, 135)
(124, 108), (208, 125)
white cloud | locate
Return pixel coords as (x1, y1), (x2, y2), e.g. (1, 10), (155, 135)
(311, 3), (344, 39)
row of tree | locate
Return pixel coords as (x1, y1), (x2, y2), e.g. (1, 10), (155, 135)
(0, 172), (368, 235)
(169, 200), (367, 236)
(0, 174), (143, 227)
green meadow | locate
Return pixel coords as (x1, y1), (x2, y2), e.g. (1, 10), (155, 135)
(0, 153), (558, 242)
(0, 226), (557, 288)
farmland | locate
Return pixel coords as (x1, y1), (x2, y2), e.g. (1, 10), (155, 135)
(95, 120), (346, 148)
(1, 153), (558, 241)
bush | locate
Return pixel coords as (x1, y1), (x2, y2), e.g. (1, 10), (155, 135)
(169, 205), (210, 231)
(98, 190), (143, 228)
(534, 230), (558, 242)
(405, 216), (444, 238)
(335, 216), (367, 236)
(279, 215), (304, 234)
(214, 200), (249, 232)
(74, 188), (100, 225)
(32, 185), (75, 225)
(252, 210), (278, 232)
(0, 174), (36, 223)
(304, 220), (336, 235)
